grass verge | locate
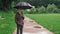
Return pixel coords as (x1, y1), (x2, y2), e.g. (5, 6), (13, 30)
(0, 11), (16, 34)
(25, 14), (60, 34)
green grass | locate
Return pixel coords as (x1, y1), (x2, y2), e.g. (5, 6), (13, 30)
(0, 11), (16, 34)
(25, 14), (60, 34)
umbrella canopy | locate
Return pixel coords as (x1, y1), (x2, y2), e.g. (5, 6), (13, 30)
(14, 2), (32, 9)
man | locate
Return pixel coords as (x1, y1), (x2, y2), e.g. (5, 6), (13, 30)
(14, 2), (32, 34)
(15, 8), (24, 34)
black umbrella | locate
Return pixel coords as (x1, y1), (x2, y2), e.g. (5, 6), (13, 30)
(14, 2), (32, 9)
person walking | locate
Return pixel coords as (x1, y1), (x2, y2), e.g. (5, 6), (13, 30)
(14, 2), (32, 34)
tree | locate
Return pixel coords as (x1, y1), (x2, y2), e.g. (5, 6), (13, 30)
(25, 0), (60, 8)
(0, 0), (20, 11)
(0, 0), (60, 11)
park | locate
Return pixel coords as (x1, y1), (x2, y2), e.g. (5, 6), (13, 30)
(0, 0), (60, 34)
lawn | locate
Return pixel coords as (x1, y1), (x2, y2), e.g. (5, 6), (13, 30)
(0, 11), (16, 34)
(25, 14), (60, 34)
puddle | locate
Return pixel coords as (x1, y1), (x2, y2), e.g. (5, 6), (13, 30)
(34, 26), (41, 28)
(29, 20), (33, 22)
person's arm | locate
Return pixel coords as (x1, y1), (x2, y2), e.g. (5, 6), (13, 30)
(22, 15), (24, 20)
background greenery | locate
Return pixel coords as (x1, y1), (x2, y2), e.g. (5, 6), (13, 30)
(23, 4), (60, 14)
(0, 0), (60, 11)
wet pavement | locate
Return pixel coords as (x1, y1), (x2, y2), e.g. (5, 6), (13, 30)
(13, 16), (54, 34)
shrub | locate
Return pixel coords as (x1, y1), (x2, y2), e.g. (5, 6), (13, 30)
(23, 4), (60, 14)
(46, 4), (57, 13)
(37, 6), (46, 13)
(23, 10), (28, 14)
(28, 8), (37, 14)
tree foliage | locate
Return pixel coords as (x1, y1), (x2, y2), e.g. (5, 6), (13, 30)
(26, 0), (60, 8)
(0, 0), (60, 11)
(23, 4), (60, 14)
(0, 0), (20, 11)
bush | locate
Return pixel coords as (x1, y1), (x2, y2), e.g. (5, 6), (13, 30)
(23, 4), (60, 14)
(54, 9), (60, 13)
(37, 6), (46, 13)
(23, 10), (28, 14)
(24, 6), (46, 14)
(46, 4), (57, 13)
(29, 8), (37, 14)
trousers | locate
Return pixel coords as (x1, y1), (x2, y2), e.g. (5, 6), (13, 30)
(17, 24), (23, 34)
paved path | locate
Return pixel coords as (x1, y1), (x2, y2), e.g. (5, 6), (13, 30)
(13, 17), (54, 34)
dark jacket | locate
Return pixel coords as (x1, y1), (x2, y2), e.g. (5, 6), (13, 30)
(15, 12), (24, 25)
